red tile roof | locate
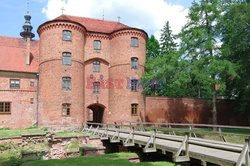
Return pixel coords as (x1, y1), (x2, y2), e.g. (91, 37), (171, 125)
(41, 15), (137, 34)
(0, 36), (39, 73)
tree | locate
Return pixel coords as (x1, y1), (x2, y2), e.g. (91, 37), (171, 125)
(159, 21), (177, 55)
(220, 1), (250, 113)
(146, 35), (160, 58)
(179, 0), (237, 125)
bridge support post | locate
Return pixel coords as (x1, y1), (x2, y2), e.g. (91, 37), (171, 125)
(143, 129), (157, 153)
(173, 132), (190, 162)
(123, 127), (135, 147)
(100, 125), (109, 140)
(236, 137), (250, 166)
(110, 126), (120, 143)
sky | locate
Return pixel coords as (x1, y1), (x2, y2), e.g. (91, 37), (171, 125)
(0, 0), (193, 40)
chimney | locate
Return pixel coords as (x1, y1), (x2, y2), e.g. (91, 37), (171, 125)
(20, 12), (35, 65)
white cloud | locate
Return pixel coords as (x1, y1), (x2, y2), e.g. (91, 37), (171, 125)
(42, 0), (188, 39)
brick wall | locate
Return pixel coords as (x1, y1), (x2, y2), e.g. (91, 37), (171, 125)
(145, 96), (250, 126)
(0, 71), (37, 128)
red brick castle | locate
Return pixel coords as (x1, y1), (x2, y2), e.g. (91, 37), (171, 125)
(0, 13), (147, 128)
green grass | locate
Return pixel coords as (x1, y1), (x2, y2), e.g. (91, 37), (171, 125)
(64, 140), (80, 152)
(0, 128), (47, 139)
(22, 152), (175, 166)
(0, 128), (87, 139)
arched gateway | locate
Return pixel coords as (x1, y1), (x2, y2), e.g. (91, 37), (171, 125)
(87, 104), (105, 123)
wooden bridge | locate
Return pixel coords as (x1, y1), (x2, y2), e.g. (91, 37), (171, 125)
(83, 122), (250, 166)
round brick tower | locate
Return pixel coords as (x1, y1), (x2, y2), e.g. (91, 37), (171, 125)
(37, 20), (86, 128)
(109, 29), (147, 123)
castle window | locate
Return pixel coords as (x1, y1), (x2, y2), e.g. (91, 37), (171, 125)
(93, 82), (100, 93)
(62, 77), (71, 91)
(63, 30), (72, 41)
(131, 57), (138, 69)
(131, 79), (138, 91)
(30, 98), (34, 104)
(0, 102), (11, 114)
(93, 40), (101, 50)
(93, 60), (100, 72)
(10, 79), (20, 89)
(131, 37), (138, 47)
(62, 103), (71, 116)
(62, 52), (72, 65)
(131, 104), (138, 116)
(30, 81), (35, 87)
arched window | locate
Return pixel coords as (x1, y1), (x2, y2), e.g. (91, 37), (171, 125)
(62, 77), (71, 91)
(62, 103), (71, 116)
(131, 57), (138, 69)
(131, 37), (138, 47)
(63, 30), (72, 41)
(131, 104), (138, 116)
(62, 52), (71, 65)
(93, 60), (100, 72)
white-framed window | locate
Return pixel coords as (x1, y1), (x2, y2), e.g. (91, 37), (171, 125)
(93, 40), (101, 50)
(131, 57), (138, 69)
(63, 30), (72, 41)
(62, 52), (72, 65)
(10, 79), (20, 89)
(62, 77), (71, 91)
(93, 82), (100, 93)
(131, 37), (138, 47)
(131, 79), (138, 91)
(93, 60), (100, 72)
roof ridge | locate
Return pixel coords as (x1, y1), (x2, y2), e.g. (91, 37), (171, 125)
(58, 14), (128, 25)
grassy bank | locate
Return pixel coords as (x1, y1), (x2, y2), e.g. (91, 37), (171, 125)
(22, 153), (175, 166)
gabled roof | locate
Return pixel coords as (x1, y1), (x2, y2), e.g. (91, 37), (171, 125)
(0, 36), (39, 73)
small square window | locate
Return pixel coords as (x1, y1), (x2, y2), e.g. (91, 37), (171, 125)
(10, 79), (20, 89)
(131, 37), (138, 47)
(131, 79), (138, 91)
(62, 77), (71, 91)
(131, 57), (138, 69)
(93, 82), (100, 93)
(62, 52), (72, 65)
(131, 104), (138, 116)
(62, 103), (71, 116)
(30, 98), (34, 104)
(93, 40), (101, 50)
(63, 30), (72, 41)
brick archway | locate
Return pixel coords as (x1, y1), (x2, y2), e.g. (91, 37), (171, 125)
(87, 104), (105, 123)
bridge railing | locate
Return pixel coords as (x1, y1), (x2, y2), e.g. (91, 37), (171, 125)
(85, 122), (250, 144)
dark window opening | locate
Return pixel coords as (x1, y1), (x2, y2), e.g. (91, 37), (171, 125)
(62, 103), (71, 116)
(131, 104), (138, 116)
